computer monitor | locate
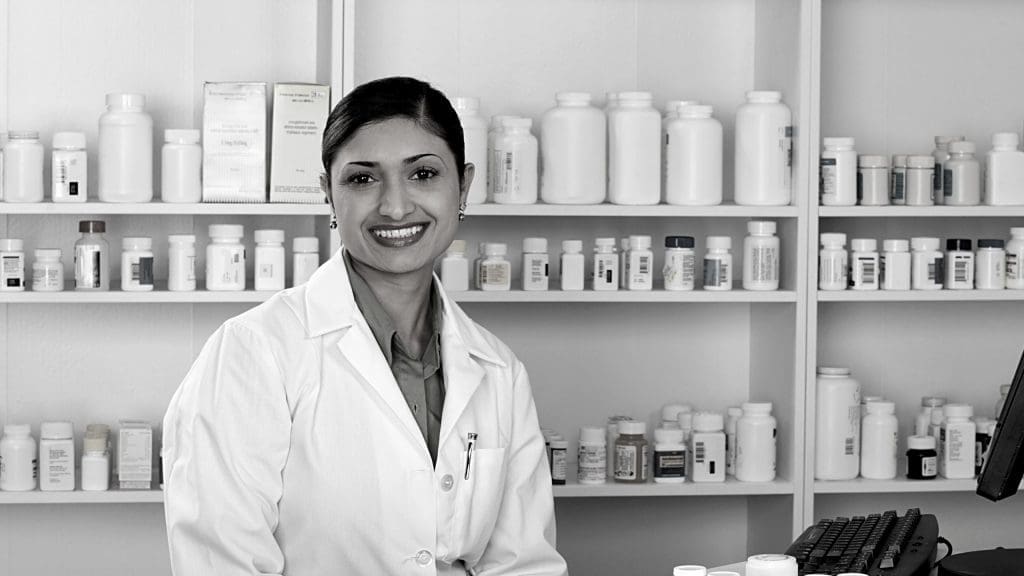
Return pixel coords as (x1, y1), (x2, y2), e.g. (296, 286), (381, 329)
(977, 346), (1024, 501)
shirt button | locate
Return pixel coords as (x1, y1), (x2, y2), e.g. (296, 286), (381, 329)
(440, 474), (454, 491)
(416, 550), (433, 566)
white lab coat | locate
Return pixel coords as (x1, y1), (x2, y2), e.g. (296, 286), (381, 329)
(162, 250), (567, 576)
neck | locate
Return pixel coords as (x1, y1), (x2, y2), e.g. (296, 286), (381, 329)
(349, 256), (435, 355)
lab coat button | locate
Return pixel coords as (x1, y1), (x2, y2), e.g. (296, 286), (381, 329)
(416, 550), (433, 565)
(441, 474), (454, 491)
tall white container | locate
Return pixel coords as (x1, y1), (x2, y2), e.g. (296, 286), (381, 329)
(664, 104), (723, 206)
(2, 131), (45, 203)
(492, 118), (538, 205)
(540, 92), (607, 205)
(820, 137), (857, 206)
(815, 366), (861, 480)
(161, 129), (202, 203)
(940, 404), (976, 479)
(742, 221), (780, 291)
(607, 91), (661, 205)
(985, 132), (1024, 205)
(453, 97), (488, 205)
(99, 93), (154, 203)
(860, 400), (898, 479)
(735, 402), (777, 482)
(734, 91), (792, 206)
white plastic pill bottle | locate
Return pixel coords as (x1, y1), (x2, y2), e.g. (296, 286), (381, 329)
(52, 131), (88, 203)
(39, 421), (75, 492)
(743, 220), (780, 291)
(985, 132), (1024, 206)
(690, 411), (726, 482)
(1007, 228), (1024, 290)
(820, 137), (857, 206)
(0, 424), (37, 491)
(560, 240), (585, 291)
(292, 237), (320, 287)
(890, 154), (909, 205)
(703, 236), (733, 291)
(206, 224), (246, 291)
(161, 129), (202, 203)
(577, 426), (607, 485)
(121, 236), (155, 292)
(850, 238), (879, 291)
(492, 118), (538, 205)
(2, 131), (45, 203)
(881, 239), (911, 291)
(932, 135), (964, 205)
(664, 104), (723, 206)
(819, 232), (848, 291)
(0, 238), (26, 292)
(905, 155), (935, 206)
(522, 237), (549, 291)
(592, 237), (619, 291)
(725, 406), (743, 476)
(75, 220), (110, 291)
(815, 366), (861, 480)
(453, 97), (489, 205)
(945, 238), (974, 290)
(944, 141), (981, 206)
(479, 243), (511, 291)
(857, 154), (890, 206)
(975, 239), (1006, 290)
(663, 236), (696, 291)
(99, 93), (154, 203)
(167, 234), (197, 292)
(735, 402), (777, 482)
(910, 237), (943, 290)
(541, 92), (606, 205)
(254, 229), (286, 292)
(441, 239), (469, 292)
(860, 400), (898, 480)
(626, 235), (654, 291)
(607, 91), (661, 205)
(939, 404), (976, 479)
(81, 432), (110, 492)
(734, 91), (792, 206)
(32, 248), (64, 292)
(746, 554), (797, 576)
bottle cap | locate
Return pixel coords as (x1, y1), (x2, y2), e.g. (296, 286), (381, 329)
(678, 104), (713, 119)
(40, 421), (74, 440)
(820, 233), (846, 248)
(293, 237), (319, 253)
(746, 555), (797, 572)
(707, 572), (741, 576)
(1001, 384), (1012, 395)
(851, 238), (877, 252)
(706, 236), (731, 251)
(629, 235), (652, 251)
(908, 435), (936, 450)
(727, 407), (744, 419)
(504, 117), (533, 130)
(53, 131), (87, 149)
(8, 130), (40, 140)
(84, 435), (107, 453)
(747, 220), (776, 236)
(910, 237), (940, 251)
(550, 439), (569, 450)
(490, 115), (513, 129)
(664, 100), (690, 115)
(86, 423), (110, 437)
(485, 243), (508, 257)
(692, 411), (724, 432)
(208, 224), (244, 239)
(255, 229), (285, 244)
(883, 239), (909, 252)
(654, 427), (685, 445)
(579, 426), (605, 444)
(823, 137), (855, 149)
(858, 154), (889, 168)
(617, 421), (646, 436)
(673, 566), (708, 576)
(2, 424), (31, 437)
(555, 92), (592, 105)
(921, 396), (946, 408)
(678, 411), (694, 429)
(934, 135), (964, 148)
(562, 240), (583, 254)
(106, 92), (146, 109)
(742, 402), (773, 415)
(452, 96), (479, 112)
(79, 220), (106, 234)
(595, 237), (616, 250)
(992, 132), (1020, 149)
(164, 129), (200, 144)
(662, 404), (693, 422)
(817, 366), (851, 376)
(618, 91), (653, 102)
(949, 141), (975, 154)
(665, 236), (695, 249)
(866, 401), (895, 414)
(168, 234), (197, 244)
(122, 236), (153, 251)
(34, 248), (61, 260)
(892, 154), (909, 167)
(523, 237), (548, 253)
(907, 155), (935, 168)
(446, 239), (467, 255)
(746, 91), (782, 103)
(978, 239), (1005, 249)
(0, 238), (24, 252)
(946, 238), (972, 251)
(943, 403), (974, 419)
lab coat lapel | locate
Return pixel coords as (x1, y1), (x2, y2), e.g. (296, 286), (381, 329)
(439, 328), (486, 448)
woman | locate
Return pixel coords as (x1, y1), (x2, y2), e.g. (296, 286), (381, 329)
(162, 77), (567, 576)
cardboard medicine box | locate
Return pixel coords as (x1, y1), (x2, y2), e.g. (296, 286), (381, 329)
(118, 420), (153, 490)
(202, 82), (268, 203)
(270, 83), (331, 203)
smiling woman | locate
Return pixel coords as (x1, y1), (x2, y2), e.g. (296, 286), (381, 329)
(161, 76), (568, 576)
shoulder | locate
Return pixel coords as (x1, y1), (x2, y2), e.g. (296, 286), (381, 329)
(443, 296), (525, 379)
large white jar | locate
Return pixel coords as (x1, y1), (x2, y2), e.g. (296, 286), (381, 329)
(734, 90), (792, 206)
(453, 97), (488, 205)
(99, 93), (154, 203)
(815, 366), (862, 480)
(540, 92), (606, 205)
(664, 104), (723, 206)
(607, 91), (660, 205)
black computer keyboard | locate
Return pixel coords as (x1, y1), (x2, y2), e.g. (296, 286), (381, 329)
(785, 508), (939, 576)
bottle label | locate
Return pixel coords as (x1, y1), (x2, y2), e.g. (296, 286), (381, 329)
(663, 252), (694, 289)
(594, 254), (617, 288)
(856, 171), (863, 202)
(921, 455), (937, 477)
(703, 258), (730, 288)
(943, 168), (954, 199)
(783, 126), (794, 190)
(550, 448), (567, 482)
(75, 245), (103, 288)
(526, 255), (548, 288)
(891, 171), (906, 201)
(934, 162), (944, 193)
(654, 448), (687, 479)
(752, 245), (779, 283)
(132, 256), (154, 286)
(1, 254), (24, 288)
(614, 444), (638, 480)
(928, 255), (945, 284)
(32, 266), (62, 290)
(481, 262), (509, 287)
(1009, 253), (1022, 281)
(854, 256), (877, 288)
(577, 445), (606, 483)
(819, 157), (837, 202)
(820, 254), (846, 288)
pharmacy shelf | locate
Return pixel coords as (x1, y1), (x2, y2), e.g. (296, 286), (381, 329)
(0, 286), (275, 304)
(553, 477), (794, 498)
(465, 202), (800, 218)
(0, 202), (330, 216)
(817, 290), (1024, 302)
(814, 476), (977, 495)
(0, 488), (164, 505)
(818, 206), (1024, 218)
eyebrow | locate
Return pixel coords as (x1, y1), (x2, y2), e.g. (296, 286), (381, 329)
(344, 154), (446, 169)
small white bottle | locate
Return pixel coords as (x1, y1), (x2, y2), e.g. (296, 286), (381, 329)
(664, 104), (723, 206)
(592, 238), (619, 291)
(690, 412), (726, 483)
(911, 237), (944, 290)
(818, 233), (848, 291)
(541, 92), (607, 205)
(743, 221), (780, 291)
(890, 154), (909, 205)
(619, 238), (630, 289)
(820, 137), (858, 206)
(453, 97), (489, 205)
(881, 239), (912, 291)
(916, 397), (947, 437)
(2, 131), (45, 203)
(81, 431), (110, 492)
(560, 240), (585, 291)
(480, 243), (511, 291)
(857, 154), (890, 206)
(945, 239), (974, 290)
(734, 91), (792, 206)
(75, 220), (110, 291)
(161, 129), (202, 203)
(944, 141), (981, 206)
(850, 238), (880, 291)
(441, 239), (470, 292)
(932, 135), (964, 205)
(815, 367), (861, 481)
(577, 426), (607, 485)
(861, 401), (898, 480)
(168, 234), (197, 292)
(725, 406), (743, 476)
(1007, 228), (1024, 290)
(663, 236), (696, 291)
(292, 237), (320, 287)
(0, 424), (37, 491)
(52, 131), (88, 202)
(39, 422), (75, 491)
(975, 239), (1006, 290)
(608, 91), (661, 205)
(735, 402), (777, 482)
(985, 132), (1024, 205)
(703, 236), (732, 291)
(121, 237), (155, 292)
(653, 427), (687, 484)
(522, 237), (549, 291)
(98, 93), (154, 203)
(32, 248), (64, 292)
(905, 155), (936, 206)
(0, 238), (26, 292)
(627, 235), (654, 291)
(492, 118), (538, 205)
(254, 229), (286, 292)
(206, 224), (246, 291)
(940, 404), (976, 479)
(486, 116), (513, 202)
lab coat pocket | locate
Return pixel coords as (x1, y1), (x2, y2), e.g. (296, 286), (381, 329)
(452, 446), (508, 559)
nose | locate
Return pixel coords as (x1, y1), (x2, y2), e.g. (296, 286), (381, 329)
(379, 175), (415, 220)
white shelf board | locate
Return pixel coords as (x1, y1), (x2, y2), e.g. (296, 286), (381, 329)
(553, 477), (794, 498)
(0, 202), (331, 216)
(819, 205), (1024, 218)
(465, 202), (800, 218)
(0, 286), (274, 304)
(814, 476), (977, 495)
(0, 488), (164, 504)
(817, 290), (1024, 302)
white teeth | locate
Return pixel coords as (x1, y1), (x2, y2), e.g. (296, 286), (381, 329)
(372, 225), (424, 240)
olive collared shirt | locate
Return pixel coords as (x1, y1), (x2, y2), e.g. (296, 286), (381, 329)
(345, 254), (445, 464)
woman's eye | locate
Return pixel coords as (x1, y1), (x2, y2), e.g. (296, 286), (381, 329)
(346, 173), (375, 185)
(411, 167), (438, 181)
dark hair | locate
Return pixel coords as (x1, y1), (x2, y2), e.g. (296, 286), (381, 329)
(321, 76), (466, 185)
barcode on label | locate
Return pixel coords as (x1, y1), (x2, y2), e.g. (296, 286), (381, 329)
(928, 262), (937, 281)
(892, 173), (905, 200)
(695, 442), (706, 463)
(861, 259), (876, 284)
(845, 438), (855, 456)
(639, 257), (649, 275)
(955, 261), (969, 283)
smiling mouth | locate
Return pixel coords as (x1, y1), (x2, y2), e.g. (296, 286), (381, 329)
(369, 224), (428, 247)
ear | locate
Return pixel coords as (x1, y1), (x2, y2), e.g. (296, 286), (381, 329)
(320, 172), (335, 212)
(460, 162), (475, 205)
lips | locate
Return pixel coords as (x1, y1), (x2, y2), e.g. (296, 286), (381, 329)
(368, 223), (428, 247)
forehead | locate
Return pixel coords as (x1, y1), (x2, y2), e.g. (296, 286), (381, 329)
(332, 117), (453, 166)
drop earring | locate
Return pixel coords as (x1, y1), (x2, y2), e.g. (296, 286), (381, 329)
(330, 214), (338, 229)
(458, 202), (467, 222)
